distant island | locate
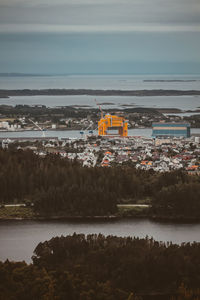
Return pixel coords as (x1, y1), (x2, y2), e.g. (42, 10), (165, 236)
(143, 79), (200, 82)
(1, 89), (200, 98)
(0, 73), (51, 77)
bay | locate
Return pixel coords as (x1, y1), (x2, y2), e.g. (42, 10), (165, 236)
(0, 95), (200, 112)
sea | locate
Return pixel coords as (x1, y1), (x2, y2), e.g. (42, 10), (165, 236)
(0, 74), (200, 112)
(1, 74), (200, 90)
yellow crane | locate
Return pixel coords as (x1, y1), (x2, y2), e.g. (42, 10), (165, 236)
(95, 99), (128, 137)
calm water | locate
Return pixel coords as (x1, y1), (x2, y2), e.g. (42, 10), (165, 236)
(1, 219), (200, 262)
(0, 75), (200, 112)
(1, 74), (200, 90)
(0, 128), (200, 139)
(0, 95), (200, 111)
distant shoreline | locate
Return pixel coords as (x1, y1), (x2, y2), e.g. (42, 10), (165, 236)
(1, 205), (200, 223)
(1, 89), (200, 98)
(1, 215), (200, 224)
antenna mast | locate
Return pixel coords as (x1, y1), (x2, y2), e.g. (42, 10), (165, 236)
(95, 99), (103, 119)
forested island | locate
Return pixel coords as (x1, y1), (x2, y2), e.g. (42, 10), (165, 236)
(0, 149), (200, 220)
(1, 234), (200, 299)
(1, 88), (200, 98)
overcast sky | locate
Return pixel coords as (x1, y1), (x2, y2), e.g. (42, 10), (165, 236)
(0, 0), (200, 74)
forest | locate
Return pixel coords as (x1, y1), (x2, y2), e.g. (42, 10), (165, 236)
(1, 234), (200, 300)
(0, 149), (200, 218)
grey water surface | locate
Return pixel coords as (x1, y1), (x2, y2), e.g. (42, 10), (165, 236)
(1, 219), (200, 262)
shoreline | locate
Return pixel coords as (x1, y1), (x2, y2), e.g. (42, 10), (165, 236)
(0, 127), (151, 133)
(1, 214), (200, 224)
(0, 124), (200, 133)
(1, 205), (200, 223)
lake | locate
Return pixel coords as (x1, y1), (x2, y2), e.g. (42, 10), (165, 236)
(1, 219), (200, 262)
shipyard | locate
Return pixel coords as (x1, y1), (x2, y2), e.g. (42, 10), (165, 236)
(1, 106), (200, 174)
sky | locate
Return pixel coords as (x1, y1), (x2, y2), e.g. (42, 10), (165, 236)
(0, 0), (200, 74)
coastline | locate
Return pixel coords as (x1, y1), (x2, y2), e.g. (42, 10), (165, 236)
(1, 212), (200, 224)
(1, 205), (200, 223)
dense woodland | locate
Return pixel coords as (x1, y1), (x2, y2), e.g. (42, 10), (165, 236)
(1, 150), (200, 299)
(151, 181), (200, 218)
(1, 234), (200, 299)
(0, 149), (200, 217)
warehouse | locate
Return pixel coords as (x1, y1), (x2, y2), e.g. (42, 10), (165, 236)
(152, 122), (190, 138)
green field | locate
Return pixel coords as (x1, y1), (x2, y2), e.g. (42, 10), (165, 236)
(0, 206), (35, 219)
(117, 204), (150, 217)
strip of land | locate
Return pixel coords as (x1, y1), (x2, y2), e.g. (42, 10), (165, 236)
(1, 89), (200, 98)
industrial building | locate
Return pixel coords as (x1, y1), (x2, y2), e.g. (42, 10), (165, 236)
(152, 122), (191, 138)
(98, 114), (128, 137)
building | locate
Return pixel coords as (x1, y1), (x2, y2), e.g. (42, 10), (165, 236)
(98, 114), (128, 137)
(152, 122), (190, 138)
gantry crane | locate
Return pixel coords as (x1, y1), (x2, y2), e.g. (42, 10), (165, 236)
(95, 99), (128, 137)
(28, 118), (46, 138)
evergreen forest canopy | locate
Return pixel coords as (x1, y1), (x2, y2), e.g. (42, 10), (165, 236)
(1, 234), (200, 300)
(0, 149), (200, 218)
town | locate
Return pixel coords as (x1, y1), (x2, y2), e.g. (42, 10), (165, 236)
(0, 103), (200, 173)
(0, 104), (200, 132)
(1, 124), (200, 174)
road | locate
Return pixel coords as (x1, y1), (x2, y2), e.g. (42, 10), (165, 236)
(117, 204), (150, 208)
(3, 204), (150, 208)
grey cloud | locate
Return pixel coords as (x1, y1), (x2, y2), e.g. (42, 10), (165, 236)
(0, 24), (200, 33)
(0, 0), (199, 32)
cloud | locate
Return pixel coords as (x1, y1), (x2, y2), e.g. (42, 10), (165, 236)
(0, 0), (200, 33)
(0, 0), (130, 5)
(0, 23), (200, 33)
(0, 0), (200, 75)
